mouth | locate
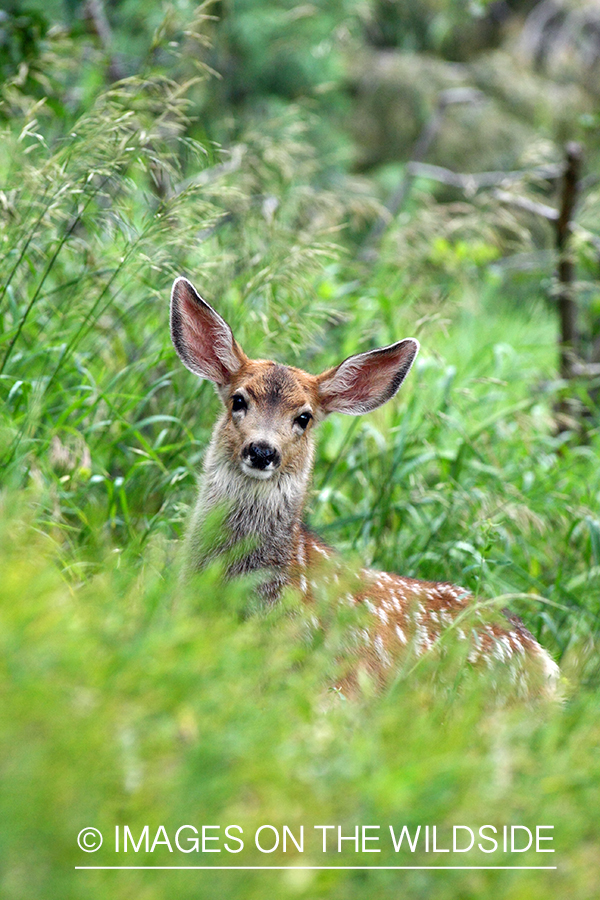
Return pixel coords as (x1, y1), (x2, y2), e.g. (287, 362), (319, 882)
(239, 460), (278, 480)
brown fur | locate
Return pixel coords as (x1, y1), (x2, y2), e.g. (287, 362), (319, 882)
(170, 276), (559, 697)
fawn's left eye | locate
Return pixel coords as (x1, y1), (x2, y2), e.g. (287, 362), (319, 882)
(231, 394), (247, 413)
(294, 412), (312, 430)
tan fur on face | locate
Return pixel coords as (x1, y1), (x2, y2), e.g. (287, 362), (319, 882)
(217, 359), (320, 479)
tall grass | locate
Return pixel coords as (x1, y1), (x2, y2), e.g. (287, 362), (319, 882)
(2, 496), (600, 900)
(0, 76), (344, 558)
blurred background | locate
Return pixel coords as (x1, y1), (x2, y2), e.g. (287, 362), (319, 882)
(1, 2), (600, 898)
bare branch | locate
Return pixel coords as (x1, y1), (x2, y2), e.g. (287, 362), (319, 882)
(83, 0), (126, 81)
(570, 361), (600, 377)
(556, 142), (582, 379)
(408, 162), (563, 195)
(494, 189), (559, 221)
(361, 88), (485, 256)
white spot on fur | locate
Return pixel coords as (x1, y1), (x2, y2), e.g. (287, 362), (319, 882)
(415, 623), (433, 653)
(313, 544), (330, 559)
(395, 624), (407, 645)
(297, 537), (306, 568)
(374, 635), (392, 667)
(536, 648), (560, 697)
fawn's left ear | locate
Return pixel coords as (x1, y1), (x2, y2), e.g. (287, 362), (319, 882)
(316, 338), (419, 415)
(170, 276), (246, 386)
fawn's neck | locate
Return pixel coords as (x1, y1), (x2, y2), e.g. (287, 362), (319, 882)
(187, 418), (315, 592)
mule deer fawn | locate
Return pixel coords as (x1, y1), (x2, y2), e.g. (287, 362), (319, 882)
(171, 276), (559, 697)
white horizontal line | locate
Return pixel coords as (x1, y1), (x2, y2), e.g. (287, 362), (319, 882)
(75, 866), (558, 871)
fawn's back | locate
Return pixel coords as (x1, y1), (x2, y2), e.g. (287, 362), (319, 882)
(170, 276), (559, 697)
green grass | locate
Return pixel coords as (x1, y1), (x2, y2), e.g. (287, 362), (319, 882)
(1, 49), (600, 900)
(2, 497), (600, 900)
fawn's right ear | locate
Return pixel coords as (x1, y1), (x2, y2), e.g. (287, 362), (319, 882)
(170, 277), (246, 386)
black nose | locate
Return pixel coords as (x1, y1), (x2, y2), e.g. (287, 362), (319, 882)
(243, 441), (281, 470)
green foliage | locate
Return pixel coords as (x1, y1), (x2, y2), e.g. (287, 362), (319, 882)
(0, 72), (350, 554)
(0, 4), (74, 119)
(1, 7), (600, 900)
(2, 498), (600, 900)
(207, 0), (361, 102)
(0, 4), (48, 80)
(364, 0), (502, 59)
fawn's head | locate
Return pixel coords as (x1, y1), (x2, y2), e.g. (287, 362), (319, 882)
(170, 277), (419, 482)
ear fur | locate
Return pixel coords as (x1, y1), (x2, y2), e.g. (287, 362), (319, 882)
(317, 339), (419, 415)
(170, 276), (246, 386)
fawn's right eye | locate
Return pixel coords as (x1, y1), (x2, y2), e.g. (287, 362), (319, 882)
(231, 394), (247, 413)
